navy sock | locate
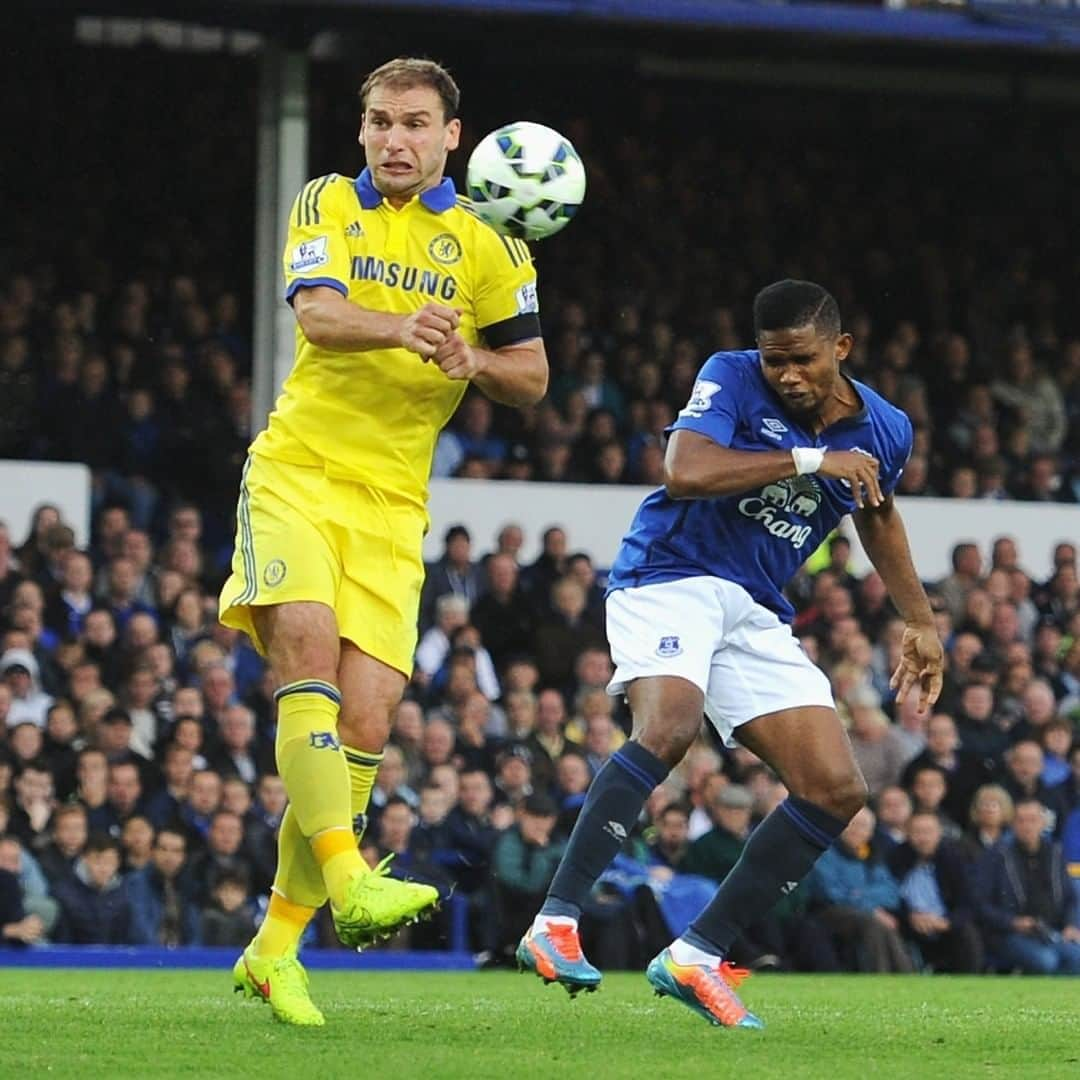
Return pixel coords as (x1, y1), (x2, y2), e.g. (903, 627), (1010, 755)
(541, 741), (669, 920)
(684, 795), (848, 955)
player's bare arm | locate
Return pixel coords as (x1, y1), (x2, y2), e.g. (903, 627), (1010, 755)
(292, 285), (459, 357)
(853, 494), (944, 712)
(432, 332), (548, 406)
(664, 429), (884, 508)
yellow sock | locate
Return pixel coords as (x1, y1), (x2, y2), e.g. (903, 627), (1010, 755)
(311, 827), (366, 905)
(250, 889), (316, 959)
(274, 803), (328, 908)
(342, 745), (384, 840)
(274, 679), (365, 904)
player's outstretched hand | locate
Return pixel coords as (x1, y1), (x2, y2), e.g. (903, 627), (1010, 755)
(818, 450), (883, 509)
(890, 622), (944, 714)
(433, 332), (483, 381)
(400, 303), (460, 359)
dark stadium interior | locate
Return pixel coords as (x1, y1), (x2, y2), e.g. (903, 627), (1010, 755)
(1, 12), (1078, 975)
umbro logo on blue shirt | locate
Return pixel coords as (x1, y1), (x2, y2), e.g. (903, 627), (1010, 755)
(760, 417), (788, 440)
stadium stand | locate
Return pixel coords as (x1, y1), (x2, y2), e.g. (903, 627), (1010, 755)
(1, 32), (1078, 972)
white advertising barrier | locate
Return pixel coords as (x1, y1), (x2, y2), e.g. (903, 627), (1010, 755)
(0, 460), (92, 548)
(426, 479), (1079, 581)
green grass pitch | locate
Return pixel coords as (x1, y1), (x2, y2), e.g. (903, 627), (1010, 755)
(1, 969), (1076, 1079)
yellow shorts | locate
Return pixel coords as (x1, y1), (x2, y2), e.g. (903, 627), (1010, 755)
(218, 453), (427, 676)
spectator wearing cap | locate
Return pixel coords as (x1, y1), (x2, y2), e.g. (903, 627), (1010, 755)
(492, 792), (565, 954)
(470, 554), (536, 672)
(977, 799), (1080, 974)
(805, 807), (914, 973)
(684, 784), (797, 969)
(845, 685), (912, 800)
(888, 810), (984, 973)
(419, 525), (483, 633)
(94, 706), (141, 768)
(901, 713), (992, 829)
(52, 833), (132, 945)
(684, 784), (755, 883)
(1, 648), (53, 728)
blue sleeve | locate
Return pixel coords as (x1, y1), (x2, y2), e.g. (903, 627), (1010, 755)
(669, 353), (745, 449)
(864, 863), (902, 911)
(879, 413), (914, 498)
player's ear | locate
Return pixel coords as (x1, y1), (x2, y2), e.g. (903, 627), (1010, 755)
(445, 118), (461, 152)
(834, 332), (854, 364)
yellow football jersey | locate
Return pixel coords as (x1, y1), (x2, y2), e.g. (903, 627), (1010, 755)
(251, 169), (540, 509)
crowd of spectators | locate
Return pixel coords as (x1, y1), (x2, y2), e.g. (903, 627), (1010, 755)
(1, 501), (1078, 973)
(1, 43), (1079, 971)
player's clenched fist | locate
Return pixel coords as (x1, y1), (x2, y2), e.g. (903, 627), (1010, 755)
(433, 332), (483, 381)
(399, 303), (460, 359)
(819, 450), (883, 509)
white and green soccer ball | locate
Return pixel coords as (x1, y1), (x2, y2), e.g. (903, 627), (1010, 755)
(465, 121), (586, 241)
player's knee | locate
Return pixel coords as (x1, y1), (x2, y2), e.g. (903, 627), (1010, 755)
(797, 772), (867, 822)
(635, 716), (699, 768)
(337, 701), (393, 751)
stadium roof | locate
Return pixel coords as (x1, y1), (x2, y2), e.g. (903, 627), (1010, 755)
(34, 0), (1080, 52)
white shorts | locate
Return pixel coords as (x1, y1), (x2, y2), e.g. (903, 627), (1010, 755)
(606, 576), (835, 748)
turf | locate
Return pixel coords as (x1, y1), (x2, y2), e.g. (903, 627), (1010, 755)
(0, 968), (1076, 1079)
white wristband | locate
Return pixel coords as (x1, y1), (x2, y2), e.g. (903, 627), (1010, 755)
(792, 447), (825, 476)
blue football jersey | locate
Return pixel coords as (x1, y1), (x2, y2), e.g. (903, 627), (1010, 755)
(606, 350), (913, 622)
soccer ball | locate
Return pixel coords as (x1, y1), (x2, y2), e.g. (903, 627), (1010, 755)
(465, 121), (586, 241)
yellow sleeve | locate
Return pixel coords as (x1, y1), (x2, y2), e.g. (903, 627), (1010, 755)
(471, 221), (541, 349)
(282, 174), (351, 304)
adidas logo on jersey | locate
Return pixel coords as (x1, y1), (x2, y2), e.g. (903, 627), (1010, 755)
(345, 221), (364, 237)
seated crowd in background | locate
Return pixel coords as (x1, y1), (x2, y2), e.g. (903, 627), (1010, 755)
(1, 499), (1078, 973)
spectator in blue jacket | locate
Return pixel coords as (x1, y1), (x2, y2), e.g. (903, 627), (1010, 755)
(805, 806), (914, 972)
(887, 811), (984, 972)
(52, 833), (132, 944)
(127, 827), (200, 946)
(976, 799), (1080, 974)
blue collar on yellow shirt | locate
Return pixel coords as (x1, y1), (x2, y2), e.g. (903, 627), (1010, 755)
(355, 167), (457, 213)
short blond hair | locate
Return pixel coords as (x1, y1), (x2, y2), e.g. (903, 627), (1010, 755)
(360, 58), (460, 122)
(969, 783), (1015, 827)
